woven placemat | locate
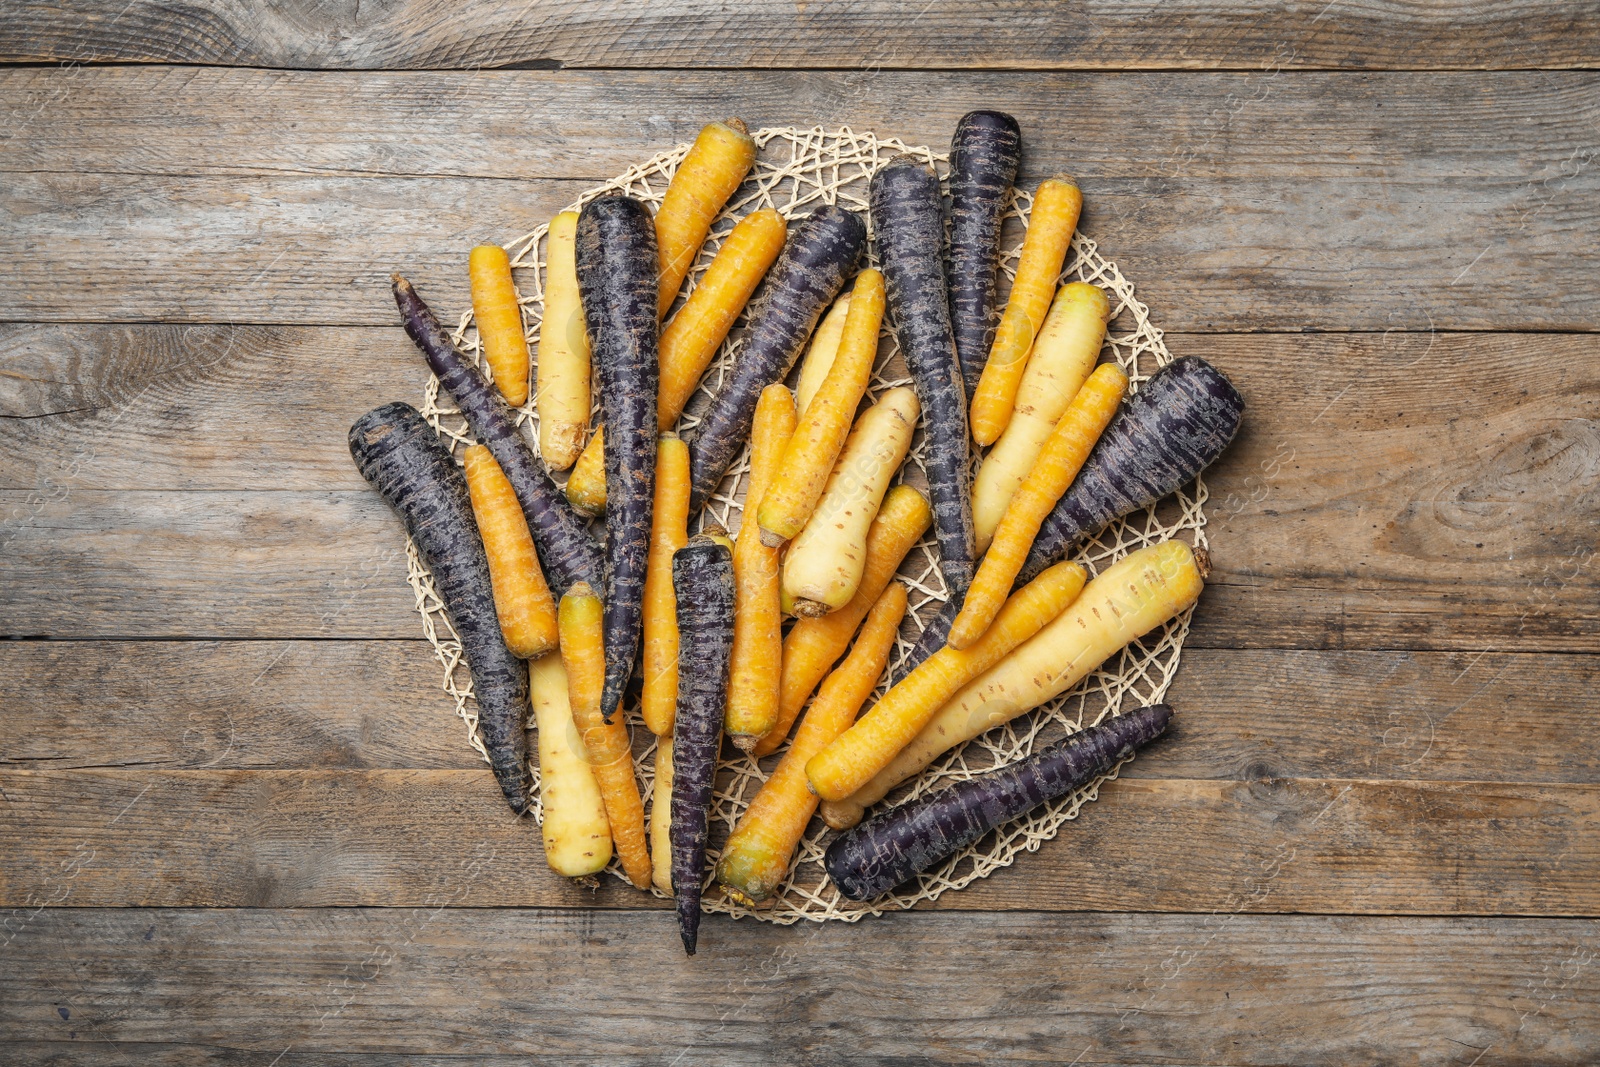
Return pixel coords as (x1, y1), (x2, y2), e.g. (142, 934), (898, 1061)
(410, 126), (1206, 923)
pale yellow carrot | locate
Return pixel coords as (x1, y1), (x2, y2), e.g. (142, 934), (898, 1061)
(794, 292), (853, 418)
(656, 118), (758, 317)
(641, 434), (692, 737)
(969, 177), (1083, 446)
(649, 735), (675, 893)
(529, 652), (613, 879)
(756, 484), (931, 758)
(716, 582), (907, 904)
(727, 384), (798, 749)
(469, 245), (531, 408)
(757, 269), (885, 546)
(782, 387), (919, 616)
(821, 539), (1204, 829)
(949, 362), (1127, 649)
(461, 444), (559, 658)
(805, 560), (1086, 802)
(559, 583), (652, 888)
(537, 211), (592, 470)
(971, 281), (1111, 551)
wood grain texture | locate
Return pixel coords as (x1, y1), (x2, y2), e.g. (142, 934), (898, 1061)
(1, 70), (1597, 329)
(2, 0), (1597, 70)
(3, 909), (1598, 1065)
(2, 765), (1596, 913)
(5, 328), (1595, 650)
(7, 642), (1597, 786)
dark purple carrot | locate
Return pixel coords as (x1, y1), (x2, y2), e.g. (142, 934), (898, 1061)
(946, 110), (1022, 400)
(575, 195), (661, 723)
(349, 402), (532, 815)
(687, 204), (866, 512)
(900, 355), (1244, 677)
(870, 156), (977, 599)
(392, 274), (602, 596)
(669, 529), (736, 955)
(824, 703), (1172, 900)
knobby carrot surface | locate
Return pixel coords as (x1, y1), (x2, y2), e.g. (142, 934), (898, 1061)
(640, 434), (691, 736)
(948, 362), (1127, 649)
(558, 583), (652, 888)
(824, 539), (1204, 829)
(529, 652), (613, 879)
(781, 386), (919, 616)
(717, 583), (907, 904)
(656, 118), (758, 317)
(727, 384), (798, 748)
(462, 444), (560, 659)
(969, 176), (1083, 446)
(757, 269), (886, 546)
(794, 292), (853, 418)
(805, 560), (1086, 803)
(536, 211), (591, 470)
(570, 207), (788, 506)
(971, 281), (1111, 552)
(756, 484), (931, 759)
(469, 245), (531, 408)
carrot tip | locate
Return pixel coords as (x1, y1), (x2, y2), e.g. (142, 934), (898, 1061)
(791, 598), (832, 619)
(1193, 545), (1212, 580)
(757, 527), (786, 549)
(730, 733), (760, 753)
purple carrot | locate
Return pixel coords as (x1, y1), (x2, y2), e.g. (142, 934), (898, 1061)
(575, 195), (661, 723)
(899, 355), (1244, 678)
(687, 204), (866, 512)
(871, 156), (977, 599)
(669, 531), (736, 955)
(947, 110), (1022, 400)
(349, 402), (532, 815)
(392, 274), (602, 596)
(825, 703), (1172, 900)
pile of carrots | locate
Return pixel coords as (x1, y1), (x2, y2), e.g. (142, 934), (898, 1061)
(349, 113), (1246, 954)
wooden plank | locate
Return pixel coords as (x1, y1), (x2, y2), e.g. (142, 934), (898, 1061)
(8, 69), (1597, 183)
(4, 329), (1595, 650)
(7, 641), (1598, 786)
(2, 0), (1597, 70)
(1, 766), (1596, 914)
(11, 169), (1594, 332)
(3, 909), (1597, 1065)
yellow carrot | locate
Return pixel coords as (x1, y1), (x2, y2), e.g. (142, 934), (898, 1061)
(756, 484), (931, 758)
(949, 363), (1127, 649)
(782, 386), (919, 616)
(649, 735), (674, 893)
(805, 560), (1086, 802)
(565, 208), (788, 512)
(656, 118), (758, 318)
(727, 384), (798, 749)
(564, 427), (607, 516)
(529, 652), (613, 879)
(641, 434), (692, 736)
(717, 583), (907, 904)
(536, 211), (592, 470)
(559, 583), (652, 888)
(794, 292), (853, 418)
(971, 281), (1111, 551)
(969, 176), (1083, 446)
(461, 444), (559, 658)
(822, 539), (1204, 829)
(469, 245), (531, 408)
(757, 269), (886, 546)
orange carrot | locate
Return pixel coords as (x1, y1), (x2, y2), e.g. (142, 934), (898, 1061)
(755, 484), (930, 758)
(656, 118), (758, 317)
(640, 434), (692, 737)
(969, 176), (1083, 445)
(559, 583), (651, 888)
(948, 362), (1126, 648)
(727, 384), (798, 749)
(469, 245), (530, 408)
(461, 444), (558, 658)
(716, 582), (907, 904)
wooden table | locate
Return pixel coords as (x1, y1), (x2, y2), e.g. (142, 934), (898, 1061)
(3, 4), (1598, 1062)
